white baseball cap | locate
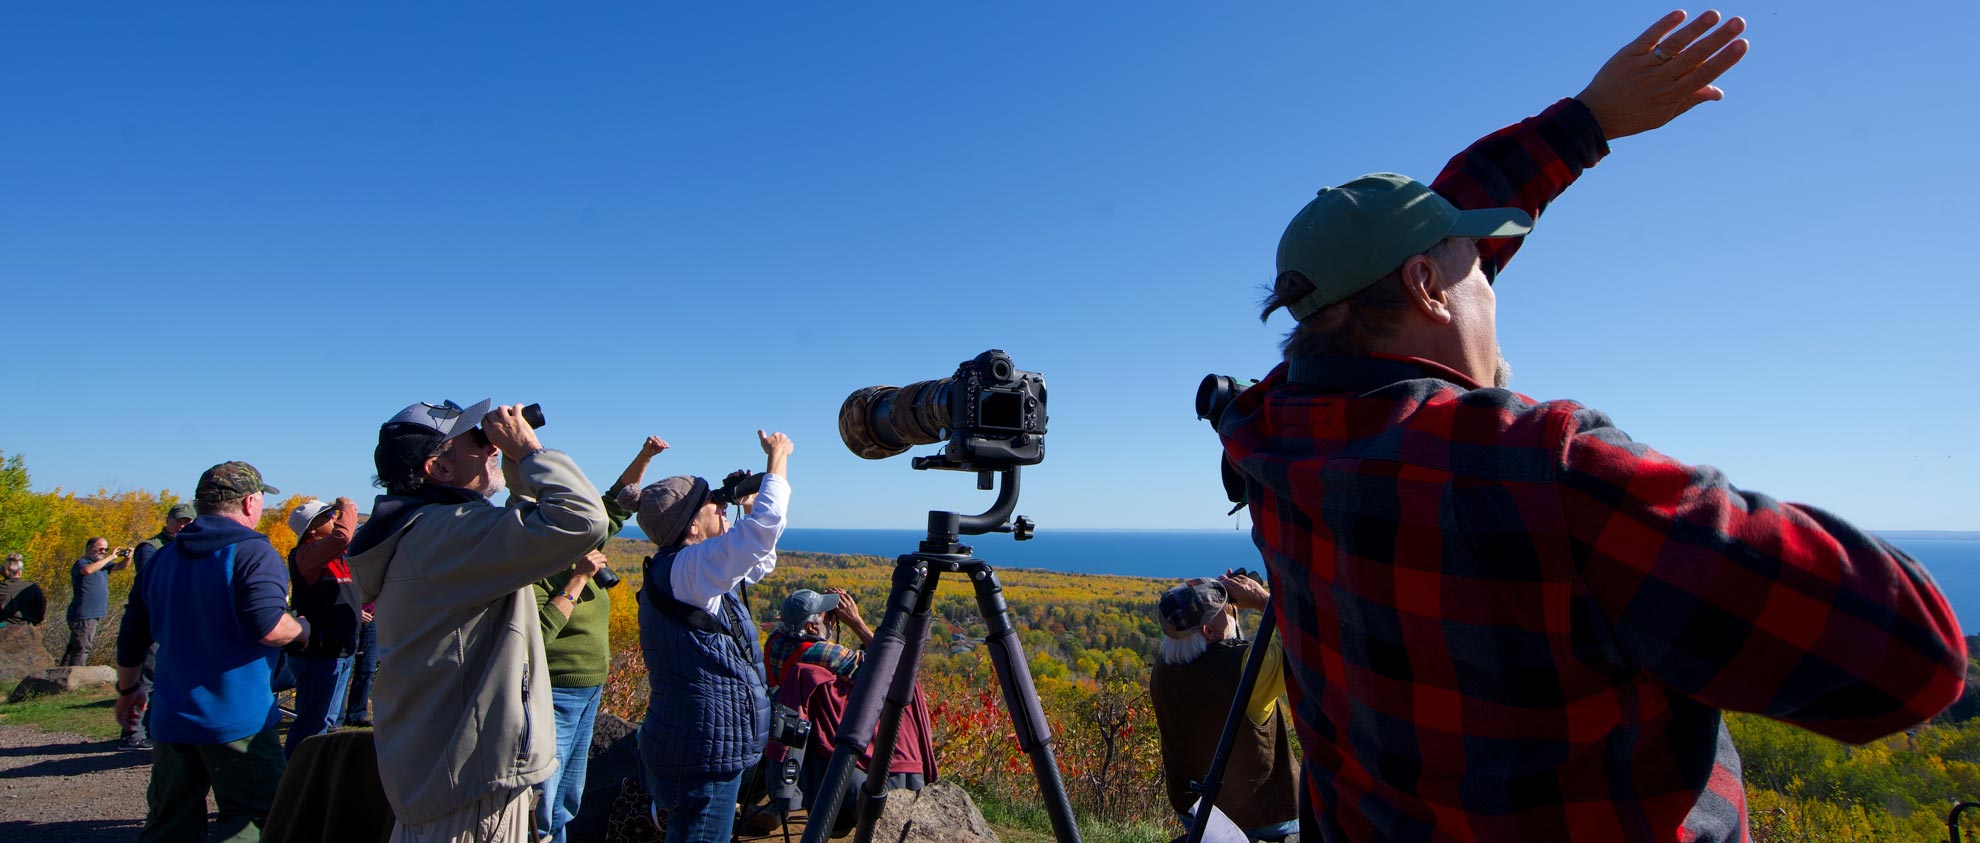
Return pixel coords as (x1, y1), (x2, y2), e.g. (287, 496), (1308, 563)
(288, 500), (334, 537)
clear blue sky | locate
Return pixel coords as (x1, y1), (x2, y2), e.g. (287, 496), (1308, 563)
(4, 2), (1975, 537)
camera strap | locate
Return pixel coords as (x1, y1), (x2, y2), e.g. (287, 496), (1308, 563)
(779, 640), (817, 691)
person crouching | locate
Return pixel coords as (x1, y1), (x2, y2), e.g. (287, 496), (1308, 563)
(623, 429), (793, 841)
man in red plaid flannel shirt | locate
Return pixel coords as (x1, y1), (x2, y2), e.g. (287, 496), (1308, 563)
(1217, 11), (1966, 843)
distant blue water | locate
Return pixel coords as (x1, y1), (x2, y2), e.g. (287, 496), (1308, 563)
(625, 526), (1980, 627)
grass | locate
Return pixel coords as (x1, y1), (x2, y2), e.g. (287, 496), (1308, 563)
(973, 790), (1173, 843)
(0, 687), (123, 741)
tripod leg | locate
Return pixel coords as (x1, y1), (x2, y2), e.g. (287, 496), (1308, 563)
(800, 558), (931, 843)
(972, 567), (1082, 843)
(850, 567), (941, 843)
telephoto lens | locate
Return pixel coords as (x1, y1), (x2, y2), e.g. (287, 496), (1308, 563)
(838, 378), (952, 460)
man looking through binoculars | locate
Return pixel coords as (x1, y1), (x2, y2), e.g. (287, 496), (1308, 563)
(347, 400), (609, 843)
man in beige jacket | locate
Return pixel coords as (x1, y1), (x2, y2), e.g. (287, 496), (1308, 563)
(347, 400), (609, 842)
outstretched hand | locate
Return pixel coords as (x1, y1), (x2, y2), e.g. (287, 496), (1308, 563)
(1577, 9), (1749, 140)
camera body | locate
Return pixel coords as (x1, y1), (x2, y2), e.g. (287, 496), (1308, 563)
(840, 349), (1048, 473)
(768, 702), (812, 748)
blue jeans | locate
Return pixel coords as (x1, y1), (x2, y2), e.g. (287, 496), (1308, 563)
(641, 761), (746, 842)
(534, 685), (601, 843)
(286, 654), (353, 758)
(344, 620), (376, 724)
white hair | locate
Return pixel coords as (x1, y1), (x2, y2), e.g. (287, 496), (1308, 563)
(1158, 630), (1209, 665)
(2, 553), (21, 578)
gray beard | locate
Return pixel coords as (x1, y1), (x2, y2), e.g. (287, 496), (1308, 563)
(479, 455), (507, 497)
(1494, 356), (1514, 389)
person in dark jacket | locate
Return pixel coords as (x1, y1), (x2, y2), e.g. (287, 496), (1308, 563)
(1150, 574), (1296, 841)
(0, 553), (44, 626)
(115, 461), (309, 842)
(620, 429), (792, 841)
(284, 496), (362, 757)
(118, 502), (197, 751)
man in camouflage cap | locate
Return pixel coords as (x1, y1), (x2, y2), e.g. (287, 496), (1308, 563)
(116, 460), (309, 841)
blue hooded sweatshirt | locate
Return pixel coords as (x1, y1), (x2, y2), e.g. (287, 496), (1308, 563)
(117, 515), (291, 744)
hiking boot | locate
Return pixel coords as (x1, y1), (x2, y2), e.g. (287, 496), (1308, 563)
(117, 734), (153, 751)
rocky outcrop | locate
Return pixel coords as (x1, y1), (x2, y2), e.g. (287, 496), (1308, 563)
(870, 781), (999, 843)
(0, 623), (55, 685)
(8, 665), (118, 702)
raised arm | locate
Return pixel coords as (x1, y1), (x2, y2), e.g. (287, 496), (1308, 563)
(615, 436), (669, 493)
(292, 498), (359, 585)
(670, 431), (794, 612)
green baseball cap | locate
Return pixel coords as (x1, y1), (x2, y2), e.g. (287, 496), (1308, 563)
(1276, 173), (1533, 321)
(193, 461), (279, 504)
(165, 502), (197, 521)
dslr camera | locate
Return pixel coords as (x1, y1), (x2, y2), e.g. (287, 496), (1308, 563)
(839, 349), (1048, 473)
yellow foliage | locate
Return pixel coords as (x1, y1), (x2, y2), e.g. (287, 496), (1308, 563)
(259, 494), (313, 560)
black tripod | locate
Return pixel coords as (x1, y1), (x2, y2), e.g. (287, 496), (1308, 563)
(800, 466), (1081, 843)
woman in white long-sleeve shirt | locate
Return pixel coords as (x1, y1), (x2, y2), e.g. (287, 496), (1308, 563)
(619, 430), (792, 842)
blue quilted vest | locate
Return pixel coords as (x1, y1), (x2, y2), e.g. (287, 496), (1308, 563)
(637, 547), (769, 776)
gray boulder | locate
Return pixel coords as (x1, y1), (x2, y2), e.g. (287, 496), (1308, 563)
(8, 665), (118, 702)
(0, 623), (54, 685)
(870, 781), (999, 843)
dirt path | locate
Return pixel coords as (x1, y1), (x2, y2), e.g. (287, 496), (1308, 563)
(0, 724), (149, 840)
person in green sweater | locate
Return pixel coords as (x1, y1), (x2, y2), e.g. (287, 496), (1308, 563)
(532, 435), (667, 843)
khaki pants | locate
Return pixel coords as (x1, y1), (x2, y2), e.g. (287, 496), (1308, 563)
(389, 788), (535, 843)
